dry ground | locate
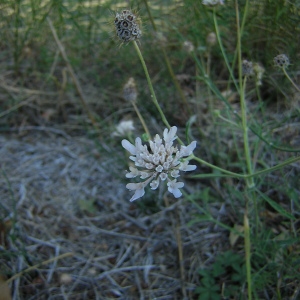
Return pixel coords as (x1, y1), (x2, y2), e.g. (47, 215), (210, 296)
(0, 129), (229, 299)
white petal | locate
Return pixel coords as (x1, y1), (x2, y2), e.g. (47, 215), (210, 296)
(140, 171), (151, 179)
(171, 188), (182, 198)
(129, 188), (145, 202)
(135, 137), (143, 152)
(167, 180), (184, 198)
(126, 182), (145, 202)
(180, 141), (197, 156)
(170, 170), (180, 178)
(163, 126), (177, 143)
(145, 163), (154, 169)
(125, 166), (140, 178)
(150, 179), (159, 190)
(122, 139), (136, 155)
(126, 182), (142, 191)
(179, 161), (197, 172)
(155, 165), (163, 172)
(159, 172), (168, 181)
(184, 164), (197, 171)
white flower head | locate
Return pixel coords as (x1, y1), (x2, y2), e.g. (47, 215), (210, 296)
(122, 126), (197, 202)
(202, 0), (224, 6)
(112, 120), (135, 137)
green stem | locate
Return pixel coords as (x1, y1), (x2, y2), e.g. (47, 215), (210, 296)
(236, 0), (254, 188)
(142, 0), (191, 115)
(190, 154), (300, 179)
(191, 155), (244, 178)
(244, 211), (252, 300)
(230, 0), (249, 75)
(133, 41), (171, 130)
(241, 77), (254, 188)
(247, 155), (299, 178)
(131, 101), (151, 139)
(236, 2), (252, 299)
(213, 8), (239, 92)
(142, 0), (156, 30)
(240, 0), (250, 38)
(283, 68), (300, 93)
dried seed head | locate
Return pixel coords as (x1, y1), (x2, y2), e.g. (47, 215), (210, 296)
(242, 60), (254, 77)
(274, 54), (289, 68)
(114, 10), (142, 43)
(183, 41), (194, 53)
(123, 77), (137, 102)
(253, 63), (265, 86)
(206, 32), (217, 46)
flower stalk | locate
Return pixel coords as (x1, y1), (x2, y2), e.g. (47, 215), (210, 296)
(133, 41), (171, 131)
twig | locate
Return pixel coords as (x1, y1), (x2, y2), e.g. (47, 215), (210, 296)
(1, 126), (71, 139)
(77, 226), (156, 241)
(95, 265), (158, 280)
(6, 252), (74, 284)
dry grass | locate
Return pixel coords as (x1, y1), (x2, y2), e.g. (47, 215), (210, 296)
(0, 130), (230, 299)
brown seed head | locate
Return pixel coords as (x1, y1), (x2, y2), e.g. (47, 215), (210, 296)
(115, 10), (142, 43)
(274, 54), (289, 68)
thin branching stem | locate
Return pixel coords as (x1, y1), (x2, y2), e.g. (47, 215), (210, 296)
(282, 68), (300, 93)
(244, 211), (252, 300)
(235, 1), (253, 298)
(131, 101), (151, 139)
(213, 8), (239, 92)
(142, 0), (191, 114)
(191, 155), (300, 179)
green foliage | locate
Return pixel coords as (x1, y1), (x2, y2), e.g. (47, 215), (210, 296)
(196, 251), (245, 299)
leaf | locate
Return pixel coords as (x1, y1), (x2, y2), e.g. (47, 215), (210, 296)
(78, 199), (96, 214)
(257, 191), (296, 220)
(212, 263), (225, 277)
(0, 276), (11, 300)
(229, 224), (244, 247)
(185, 115), (197, 143)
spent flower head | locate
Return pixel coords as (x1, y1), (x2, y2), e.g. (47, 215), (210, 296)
(114, 9), (142, 43)
(123, 77), (137, 102)
(274, 54), (289, 69)
(112, 120), (135, 137)
(242, 60), (254, 77)
(202, 0), (224, 6)
(122, 126), (197, 201)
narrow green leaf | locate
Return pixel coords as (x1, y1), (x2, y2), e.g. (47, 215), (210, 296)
(257, 190), (296, 220)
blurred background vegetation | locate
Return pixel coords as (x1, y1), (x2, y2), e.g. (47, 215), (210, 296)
(0, 0), (299, 131)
